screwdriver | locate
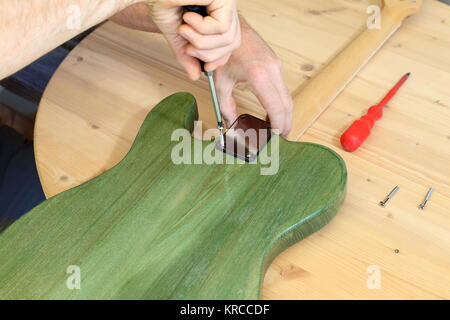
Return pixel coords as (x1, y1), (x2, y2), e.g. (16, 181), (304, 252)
(183, 5), (225, 147)
(340, 72), (411, 152)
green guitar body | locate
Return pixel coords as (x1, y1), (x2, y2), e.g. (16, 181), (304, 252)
(0, 93), (346, 299)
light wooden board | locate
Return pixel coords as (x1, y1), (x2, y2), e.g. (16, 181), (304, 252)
(34, 0), (450, 299)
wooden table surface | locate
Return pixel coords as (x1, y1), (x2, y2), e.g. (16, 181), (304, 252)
(35, 0), (450, 299)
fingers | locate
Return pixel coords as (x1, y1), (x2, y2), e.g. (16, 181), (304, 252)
(179, 13), (238, 50)
(214, 68), (238, 126)
(180, 10), (240, 71)
(205, 54), (230, 72)
(166, 34), (203, 80)
(179, 1), (240, 72)
(178, 52), (203, 80)
(272, 65), (293, 135)
(214, 59), (292, 136)
(153, 0), (240, 78)
(181, 0), (235, 35)
(185, 43), (235, 66)
(248, 63), (293, 137)
(219, 94), (238, 128)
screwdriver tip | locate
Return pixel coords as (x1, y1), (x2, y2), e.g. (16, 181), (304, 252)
(406, 72), (411, 76)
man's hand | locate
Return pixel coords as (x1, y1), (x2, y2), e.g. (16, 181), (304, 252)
(112, 1), (241, 81)
(150, 0), (241, 80)
(111, 5), (292, 136)
(214, 18), (293, 137)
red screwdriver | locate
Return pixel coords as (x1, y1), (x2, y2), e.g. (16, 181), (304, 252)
(340, 72), (410, 152)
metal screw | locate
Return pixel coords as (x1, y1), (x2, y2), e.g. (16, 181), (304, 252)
(379, 186), (400, 207)
(218, 126), (225, 148)
(419, 187), (434, 210)
(245, 152), (255, 160)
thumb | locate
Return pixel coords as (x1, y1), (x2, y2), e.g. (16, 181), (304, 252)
(215, 71), (238, 127)
(165, 34), (202, 80)
(177, 52), (202, 80)
(218, 89), (238, 128)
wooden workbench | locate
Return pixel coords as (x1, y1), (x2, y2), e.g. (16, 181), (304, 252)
(35, 0), (450, 299)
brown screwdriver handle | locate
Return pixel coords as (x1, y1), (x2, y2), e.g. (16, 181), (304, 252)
(183, 5), (208, 73)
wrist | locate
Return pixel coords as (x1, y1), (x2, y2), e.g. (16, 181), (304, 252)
(238, 15), (257, 47)
(238, 15), (252, 35)
(119, 0), (142, 9)
(110, 1), (161, 33)
(126, 0), (143, 5)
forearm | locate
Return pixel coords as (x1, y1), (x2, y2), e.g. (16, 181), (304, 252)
(0, 0), (139, 79)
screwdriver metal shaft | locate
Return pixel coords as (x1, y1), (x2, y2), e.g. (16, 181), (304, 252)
(183, 5), (225, 147)
(205, 71), (225, 147)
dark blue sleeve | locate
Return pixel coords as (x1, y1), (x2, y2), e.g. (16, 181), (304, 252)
(0, 125), (45, 231)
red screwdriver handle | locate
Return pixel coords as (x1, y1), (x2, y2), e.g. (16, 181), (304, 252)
(340, 105), (383, 152)
(340, 73), (410, 152)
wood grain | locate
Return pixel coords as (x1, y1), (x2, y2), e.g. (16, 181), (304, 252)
(33, 0), (450, 299)
(288, 0), (423, 140)
(0, 93), (346, 299)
